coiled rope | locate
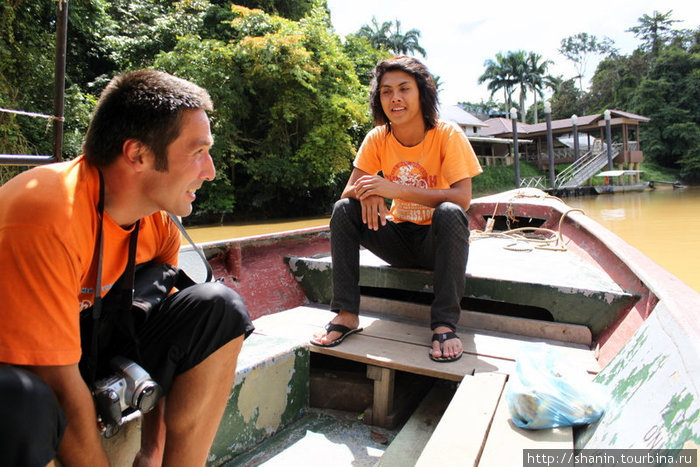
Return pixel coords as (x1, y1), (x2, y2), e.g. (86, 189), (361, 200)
(470, 190), (585, 252)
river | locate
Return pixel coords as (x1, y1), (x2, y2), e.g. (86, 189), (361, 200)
(185, 186), (700, 293)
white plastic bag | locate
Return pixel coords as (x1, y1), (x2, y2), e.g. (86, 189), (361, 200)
(506, 344), (608, 429)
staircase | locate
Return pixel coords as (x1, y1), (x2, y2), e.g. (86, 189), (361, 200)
(555, 143), (621, 189)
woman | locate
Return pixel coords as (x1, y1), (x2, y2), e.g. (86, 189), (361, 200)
(311, 56), (482, 362)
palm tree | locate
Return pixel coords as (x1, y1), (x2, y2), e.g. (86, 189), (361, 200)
(505, 50), (529, 123)
(357, 17), (392, 50)
(386, 19), (426, 57)
(478, 52), (516, 115)
(524, 52), (555, 124)
(357, 18), (426, 57)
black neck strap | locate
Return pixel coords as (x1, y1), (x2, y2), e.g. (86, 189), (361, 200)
(87, 171), (139, 384)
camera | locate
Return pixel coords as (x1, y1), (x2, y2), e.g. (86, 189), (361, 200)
(93, 356), (162, 437)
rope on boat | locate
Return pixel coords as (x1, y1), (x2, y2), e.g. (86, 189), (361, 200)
(0, 107), (63, 122)
(470, 190), (585, 252)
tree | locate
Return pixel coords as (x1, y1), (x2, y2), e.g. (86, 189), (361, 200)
(341, 33), (391, 86)
(356, 16), (392, 50)
(627, 10), (681, 58)
(549, 78), (586, 120)
(631, 42), (700, 180)
(559, 32), (617, 91)
(356, 17), (426, 57)
(156, 5), (370, 221)
(586, 50), (648, 113)
(386, 19), (426, 57)
(2, 0), (375, 221)
(1, 0), (114, 160)
(478, 52), (516, 115)
(524, 52), (555, 124)
(479, 50), (554, 123)
(505, 50), (530, 123)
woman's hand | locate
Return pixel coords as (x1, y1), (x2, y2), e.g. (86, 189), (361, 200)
(354, 175), (401, 201)
(359, 194), (389, 230)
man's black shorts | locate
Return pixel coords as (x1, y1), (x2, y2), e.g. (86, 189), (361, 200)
(87, 281), (254, 393)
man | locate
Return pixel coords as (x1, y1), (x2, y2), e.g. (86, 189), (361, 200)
(0, 69), (253, 466)
(310, 56), (482, 362)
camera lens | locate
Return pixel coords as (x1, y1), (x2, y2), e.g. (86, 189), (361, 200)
(135, 382), (162, 413)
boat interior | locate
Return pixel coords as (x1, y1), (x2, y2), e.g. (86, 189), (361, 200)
(96, 189), (699, 466)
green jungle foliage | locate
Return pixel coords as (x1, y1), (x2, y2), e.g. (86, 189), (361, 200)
(1, 0), (375, 223)
(1, 3), (698, 223)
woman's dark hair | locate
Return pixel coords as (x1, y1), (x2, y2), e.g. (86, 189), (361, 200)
(369, 56), (439, 132)
(83, 69), (213, 171)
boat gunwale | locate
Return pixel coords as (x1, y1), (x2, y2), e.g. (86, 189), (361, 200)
(469, 189), (700, 341)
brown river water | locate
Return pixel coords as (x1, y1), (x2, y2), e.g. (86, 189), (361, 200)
(185, 186), (700, 293)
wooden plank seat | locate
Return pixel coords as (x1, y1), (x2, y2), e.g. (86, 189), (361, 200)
(252, 304), (598, 431)
(286, 236), (639, 337)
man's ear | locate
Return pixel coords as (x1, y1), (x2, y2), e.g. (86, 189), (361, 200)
(121, 139), (152, 172)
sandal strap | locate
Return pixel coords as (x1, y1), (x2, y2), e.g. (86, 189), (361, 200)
(325, 323), (353, 334)
(432, 331), (458, 343)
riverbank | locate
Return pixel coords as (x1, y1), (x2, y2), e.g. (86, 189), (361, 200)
(471, 161), (683, 197)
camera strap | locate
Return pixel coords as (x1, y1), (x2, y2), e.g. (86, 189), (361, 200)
(167, 212), (212, 282)
(85, 171), (140, 386)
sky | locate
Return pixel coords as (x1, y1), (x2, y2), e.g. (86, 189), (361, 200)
(325, 0), (700, 107)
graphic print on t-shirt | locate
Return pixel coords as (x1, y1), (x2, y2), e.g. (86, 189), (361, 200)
(388, 161), (435, 223)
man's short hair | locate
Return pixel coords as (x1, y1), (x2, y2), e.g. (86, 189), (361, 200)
(83, 69), (213, 171)
(369, 56), (439, 132)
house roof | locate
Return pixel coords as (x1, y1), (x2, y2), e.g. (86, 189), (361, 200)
(609, 109), (650, 122)
(439, 105), (488, 127)
(483, 110), (650, 137)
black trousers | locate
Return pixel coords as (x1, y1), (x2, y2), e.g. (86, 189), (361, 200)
(0, 366), (66, 467)
(330, 198), (470, 331)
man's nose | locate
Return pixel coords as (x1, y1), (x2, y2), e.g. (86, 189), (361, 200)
(201, 152), (216, 181)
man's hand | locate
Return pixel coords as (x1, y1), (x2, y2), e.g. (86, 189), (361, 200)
(359, 194), (389, 230)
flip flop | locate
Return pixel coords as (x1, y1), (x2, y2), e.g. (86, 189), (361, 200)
(429, 331), (463, 362)
(310, 323), (363, 348)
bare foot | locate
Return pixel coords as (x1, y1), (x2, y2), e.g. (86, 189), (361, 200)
(311, 310), (360, 345)
(431, 326), (463, 360)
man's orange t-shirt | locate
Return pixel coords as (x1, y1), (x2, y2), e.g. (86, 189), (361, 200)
(0, 156), (180, 366)
(354, 121), (483, 225)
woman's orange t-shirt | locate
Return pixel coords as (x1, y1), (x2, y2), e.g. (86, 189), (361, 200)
(354, 121), (483, 225)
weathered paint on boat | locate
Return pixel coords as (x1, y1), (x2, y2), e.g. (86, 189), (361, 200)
(578, 301), (699, 450)
(208, 336), (310, 464)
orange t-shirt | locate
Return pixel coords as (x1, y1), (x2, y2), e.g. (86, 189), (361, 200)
(354, 121), (482, 225)
(0, 156), (180, 366)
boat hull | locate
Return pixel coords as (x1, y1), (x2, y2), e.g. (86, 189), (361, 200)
(594, 181), (650, 194)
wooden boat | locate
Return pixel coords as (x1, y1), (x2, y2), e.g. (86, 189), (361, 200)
(103, 188), (700, 466)
(594, 170), (650, 194)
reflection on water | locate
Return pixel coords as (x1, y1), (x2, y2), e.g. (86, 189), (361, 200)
(565, 186), (700, 292)
(599, 208), (626, 221)
(185, 187), (700, 293)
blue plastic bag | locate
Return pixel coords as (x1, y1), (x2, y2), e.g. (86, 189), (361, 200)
(506, 344), (608, 429)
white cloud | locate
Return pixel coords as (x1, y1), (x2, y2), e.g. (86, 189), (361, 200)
(326, 0), (700, 106)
